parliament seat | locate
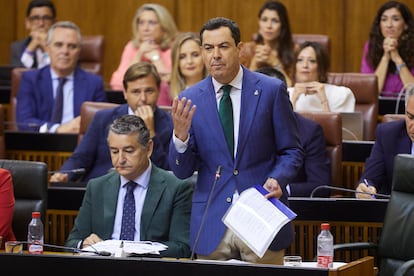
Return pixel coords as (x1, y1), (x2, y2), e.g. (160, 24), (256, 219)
(78, 101), (118, 143)
(328, 73), (379, 141)
(298, 111), (343, 190)
(79, 35), (105, 76)
(8, 67), (30, 131)
(292, 33), (330, 57)
(0, 159), (48, 241)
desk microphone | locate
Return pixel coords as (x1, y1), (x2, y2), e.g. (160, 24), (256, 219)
(9, 241), (112, 256)
(310, 185), (390, 199)
(48, 168), (86, 174)
(190, 165), (222, 261)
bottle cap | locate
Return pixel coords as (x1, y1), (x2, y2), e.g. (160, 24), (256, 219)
(321, 223), (330, 230)
(32, 211), (41, 218)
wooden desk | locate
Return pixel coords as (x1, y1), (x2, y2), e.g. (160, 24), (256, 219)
(5, 131), (78, 171)
(0, 253), (374, 276)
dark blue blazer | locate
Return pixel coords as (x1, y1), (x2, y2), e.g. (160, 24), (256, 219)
(16, 65), (106, 131)
(359, 119), (411, 195)
(61, 104), (173, 181)
(10, 37), (31, 67)
(168, 67), (304, 255)
(289, 113), (331, 197)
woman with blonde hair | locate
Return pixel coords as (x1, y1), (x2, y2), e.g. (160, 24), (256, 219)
(170, 32), (207, 99)
(110, 3), (177, 105)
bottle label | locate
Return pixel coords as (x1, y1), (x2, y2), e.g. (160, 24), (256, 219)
(28, 243), (43, 254)
(317, 255), (333, 268)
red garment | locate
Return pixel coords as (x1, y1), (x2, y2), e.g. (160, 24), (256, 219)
(0, 168), (15, 248)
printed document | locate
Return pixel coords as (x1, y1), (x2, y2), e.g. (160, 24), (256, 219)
(222, 185), (296, 258)
(83, 240), (167, 256)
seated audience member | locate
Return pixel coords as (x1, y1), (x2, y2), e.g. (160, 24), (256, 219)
(65, 114), (192, 258)
(16, 21), (106, 133)
(239, 0), (297, 86)
(288, 41), (355, 113)
(361, 1), (414, 96)
(257, 67), (331, 197)
(110, 3), (177, 106)
(0, 168), (15, 249)
(356, 84), (414, 199)
(169, 32), (207, 99)
(50, 62), (172, 183)
(10, 0), (56, 69)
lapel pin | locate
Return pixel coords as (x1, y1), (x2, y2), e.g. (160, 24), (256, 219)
(254, 90), (259, 96)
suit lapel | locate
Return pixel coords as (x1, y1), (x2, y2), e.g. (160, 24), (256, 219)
(237, 69), (261, 162)
(73, 67), (84, 115)
(40, 68), (54, 109)
(140, 166), (166, 239)
(103, 173), (121, 236)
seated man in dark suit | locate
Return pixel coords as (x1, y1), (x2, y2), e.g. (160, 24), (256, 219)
(16, 21), (106, 133)
(65, 115), (192, 258)
(256, 66), (331, 197)
(356, 84), (414, 199)
(50, 62), (172, 182)
(10, 0), (56, 69)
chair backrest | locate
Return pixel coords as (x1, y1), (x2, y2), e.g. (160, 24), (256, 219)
(9, 67), (30, 131)
(328, 73), (379, 141)
(0, 159), (48, 241)
(79, 35), (104, 76)
(382, 114), (405, 123)
(377, 154), (414, 276)
(79, 101), (118, 144)
(298, 111), (343, 189)
(292, 33), (331, 57)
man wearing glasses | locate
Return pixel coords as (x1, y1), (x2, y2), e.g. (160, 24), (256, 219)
(10, 0), (56, 69)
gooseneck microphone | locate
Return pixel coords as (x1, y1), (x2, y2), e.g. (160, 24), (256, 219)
(310, 185), (390, 199)
(8, 241), (112, 256)
(190, 165), (222, 261)
(48, 168), (86, 174)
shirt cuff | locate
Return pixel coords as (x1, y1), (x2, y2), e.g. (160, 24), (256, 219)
(172, 130), (189, 153)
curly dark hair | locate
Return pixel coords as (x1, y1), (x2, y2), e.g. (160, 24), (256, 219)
(255, 0), (295, 73)
(366, 1), (414, 74)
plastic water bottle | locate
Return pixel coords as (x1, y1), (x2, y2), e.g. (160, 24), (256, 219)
(27, 211), (44, 254)
(317, 223), (333, 268)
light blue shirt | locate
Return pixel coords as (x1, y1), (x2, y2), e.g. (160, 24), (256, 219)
(111, 162), (151, 241)
(39, 69), (75, 133)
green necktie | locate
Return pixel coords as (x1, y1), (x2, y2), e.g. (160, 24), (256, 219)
(219, 85), (234, 157)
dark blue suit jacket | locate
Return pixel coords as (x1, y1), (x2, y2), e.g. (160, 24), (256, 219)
(61, 104), (173, 181)
(289, 113), (331, 197)
(10, 37), (32, 67)
(359, 119), (411, 195)
(16, 65), (106, 131)
(168, 67), (304, 255)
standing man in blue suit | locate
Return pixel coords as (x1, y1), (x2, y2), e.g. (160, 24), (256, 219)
(168, 17), (304, 265)
(356, 84), (414, 198)
(50, 62), (172, 182)
(16, 21), (106, 133)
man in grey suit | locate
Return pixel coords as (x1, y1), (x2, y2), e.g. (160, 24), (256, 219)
(10, 0), (56, 68)
(65, 114), (193, 258)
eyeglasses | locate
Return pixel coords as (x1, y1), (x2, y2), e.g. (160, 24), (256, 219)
(28, 15), (54, 23)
